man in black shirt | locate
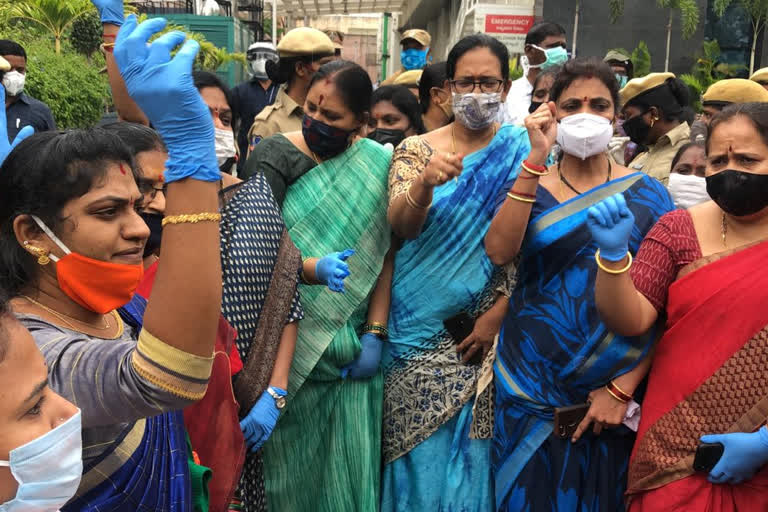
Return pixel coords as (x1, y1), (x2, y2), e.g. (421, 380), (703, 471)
(231, 42), (279, 158)
(1, 40), (56, 142)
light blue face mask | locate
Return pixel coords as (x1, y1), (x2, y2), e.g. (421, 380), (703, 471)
(0, 411), (83, 511)
(531, 44), (569, 71)
(401, 48), (429, 70)
(616, 73), (628, 89)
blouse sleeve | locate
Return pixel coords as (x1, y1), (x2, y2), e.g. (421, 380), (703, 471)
(388, 136), (433, 205)
(630, 209), (702, 312)
(25, 319), (213, 428)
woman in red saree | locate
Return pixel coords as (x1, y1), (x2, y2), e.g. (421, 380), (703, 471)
(587, 101), (768, 511)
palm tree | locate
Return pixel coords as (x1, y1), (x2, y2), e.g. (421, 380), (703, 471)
(1, 0), (93, 54)
(714, 0), (768, 74)
(610, 0), (699, 72)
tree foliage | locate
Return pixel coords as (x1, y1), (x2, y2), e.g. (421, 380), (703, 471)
(679, 39), (745, 110)
(657, 0), (700, 39)
(70, 11), (102, 58)
(0, 0), (93, 53)
(713, 0), (768, 73)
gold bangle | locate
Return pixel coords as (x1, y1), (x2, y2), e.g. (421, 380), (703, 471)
(367, 322), (387, 329)
(594, 249), (633, 274)
(506, 191), (536, 203)
(161, 212), (221, 227)
(521, 162), (550, 177)
(605, 385), (630, 404)
(405, 186), (431, 210)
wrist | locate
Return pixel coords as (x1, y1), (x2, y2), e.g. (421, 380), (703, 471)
(527, 150), (549, 167)
(597, 246), (629, 263)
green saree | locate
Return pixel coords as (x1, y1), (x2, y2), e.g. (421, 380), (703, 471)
(262, 138), (391, 512)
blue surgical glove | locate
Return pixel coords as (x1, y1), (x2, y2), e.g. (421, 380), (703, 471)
(700, 428), (768, 485)
(316, 249), (355, 293)
(89, 0), (125, 25)
(340, 333), (383, 379)
(240, 387), (286, 453)
(114, 16), (219, 183)
(586, 193), (635, 261)
(0, 85), (34, 165)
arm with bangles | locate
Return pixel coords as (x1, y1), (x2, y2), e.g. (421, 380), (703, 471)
(485, 102), (556, 265)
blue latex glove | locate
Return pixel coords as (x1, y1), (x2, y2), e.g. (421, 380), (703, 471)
(0, 85), (34, 165)
(586, 193), (635, 261)
(700, 428), (768, 484)
(89, 0), (125, 25)
(316, 249), (354, 293)
(240, 387), (286, 453)
(340, 333), (383, 379)
(114, 16), (219, 183)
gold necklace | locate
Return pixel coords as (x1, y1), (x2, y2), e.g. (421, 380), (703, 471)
(21, 295), (112, 331)
(451, 122), (497, 155)
(310, 150), (321, 164)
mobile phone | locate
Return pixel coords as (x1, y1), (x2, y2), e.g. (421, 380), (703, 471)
(443, 312), (482, 365)
(693, 442), (725, 473)
(553, 403), (591, 439)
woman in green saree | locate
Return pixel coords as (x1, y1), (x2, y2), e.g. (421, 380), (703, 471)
(244, 60), (394, 511)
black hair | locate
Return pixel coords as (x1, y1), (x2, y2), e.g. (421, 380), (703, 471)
(0, 286), (9, 363)
(308, 60), (372, 120)
(549, 57), (620, 113)
(671, 141), (705, 170)
(525, 21), (566, 47)
(371, 85), (426, 134)
(447, 34), (510, 81)
(707, 102), (768, 153)
(266, 54), (329, 86)
(532, 67), (560, 91)
(419, 62), (448, 114)
(0, 40), (26, 60)
(193, 70), (236, 136)
(627, 77), (691, 122)
(101, 122), (166, 156)
(0, 130), (138, 295)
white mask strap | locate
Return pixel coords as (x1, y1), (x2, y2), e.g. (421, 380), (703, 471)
(30, 215), (70, 262)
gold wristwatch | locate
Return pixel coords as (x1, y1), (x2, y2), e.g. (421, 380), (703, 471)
(267, 386), (286, 409)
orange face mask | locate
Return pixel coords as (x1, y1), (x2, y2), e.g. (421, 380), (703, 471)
(32, 215), (144, 314)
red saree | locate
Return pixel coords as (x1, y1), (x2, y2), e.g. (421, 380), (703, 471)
(627, 240), (768, 511)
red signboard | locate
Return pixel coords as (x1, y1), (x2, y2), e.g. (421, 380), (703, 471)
(485, 14), (534, 35)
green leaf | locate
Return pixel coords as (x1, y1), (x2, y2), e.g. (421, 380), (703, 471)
(609, 0), (625, 22)
(631, 41), (652, 77)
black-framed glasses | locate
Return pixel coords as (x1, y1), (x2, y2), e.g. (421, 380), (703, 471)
(450, 78), (504, 94)
(138, 178), (167, 201)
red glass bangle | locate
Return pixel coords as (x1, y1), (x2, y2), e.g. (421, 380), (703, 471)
(509, 189), (536, 199)
(523, 159), (547, 172)
(102, 33), (117, 39)
(607, 380), (633, 403)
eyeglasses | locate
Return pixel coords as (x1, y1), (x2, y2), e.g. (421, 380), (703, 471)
(138, 179), (167, 201)
(450, 78), (504, 94)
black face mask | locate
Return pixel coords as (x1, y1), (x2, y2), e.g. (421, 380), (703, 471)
(706, 169), (768, 217)
(529, 101), (543, 114)
(140, 212), (163, 257)
(623, 110), (651, 145)
(367, 128), (407, 147)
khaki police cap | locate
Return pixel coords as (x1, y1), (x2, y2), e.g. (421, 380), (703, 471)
(750, 67), (768, 84)
(702, 78), (768, 105)
(393, 70), (423, 87)
(401, 29), (431, 47)
(277, 27), (335, 58)
(604, 50), (631, 64)
(620, 72), (676, 106)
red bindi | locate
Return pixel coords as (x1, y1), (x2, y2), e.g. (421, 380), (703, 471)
(119, 163), (127, 175)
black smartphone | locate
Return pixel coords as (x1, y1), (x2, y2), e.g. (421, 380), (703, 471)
(693, 442), (725, 473)
(443, 312), (482, 365)
(553, 403), (591, 439)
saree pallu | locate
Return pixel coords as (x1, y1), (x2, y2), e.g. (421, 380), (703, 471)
(493, 173), (674, 512)
(262, 138), (391, 512)
(63, 295), (192, 512)
(381, 125), (530, 512)
(627, 240), (768, 512)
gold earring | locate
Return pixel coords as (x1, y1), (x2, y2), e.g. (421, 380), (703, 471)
(23, 241), (51, 266)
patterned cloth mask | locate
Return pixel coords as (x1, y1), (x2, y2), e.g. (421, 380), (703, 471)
(452, 92), (502, 130)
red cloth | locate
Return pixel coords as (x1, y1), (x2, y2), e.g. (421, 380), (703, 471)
(136, 262), (246, 510)
(628, 237), (768, 510)
(630, 210), (701, 312)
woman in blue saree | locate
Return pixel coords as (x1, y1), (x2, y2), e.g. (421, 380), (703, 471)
(381, 35), (529, 511)
(485, 58), (675, 511)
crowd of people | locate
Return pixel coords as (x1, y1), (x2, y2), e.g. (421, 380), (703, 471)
(1, 1), (768, 511)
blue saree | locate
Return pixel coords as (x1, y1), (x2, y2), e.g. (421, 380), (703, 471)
(493, 174), (674, 512)
(381, 125), (530, 511)
(63, 295), (192, 511)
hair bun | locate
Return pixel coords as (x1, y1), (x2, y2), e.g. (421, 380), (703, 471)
(666, 77), (691, 108)
(266, 59), (289, 84)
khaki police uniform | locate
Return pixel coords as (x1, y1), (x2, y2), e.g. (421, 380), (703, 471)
(382, 29), (431, 86)
(245, 27), (335, 155)
(702, 78), (768, 105)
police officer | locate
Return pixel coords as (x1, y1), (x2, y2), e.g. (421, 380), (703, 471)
(393, 69), (422, 97)
(244, 27), (335, 164)
(381, 29), (431, 86)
